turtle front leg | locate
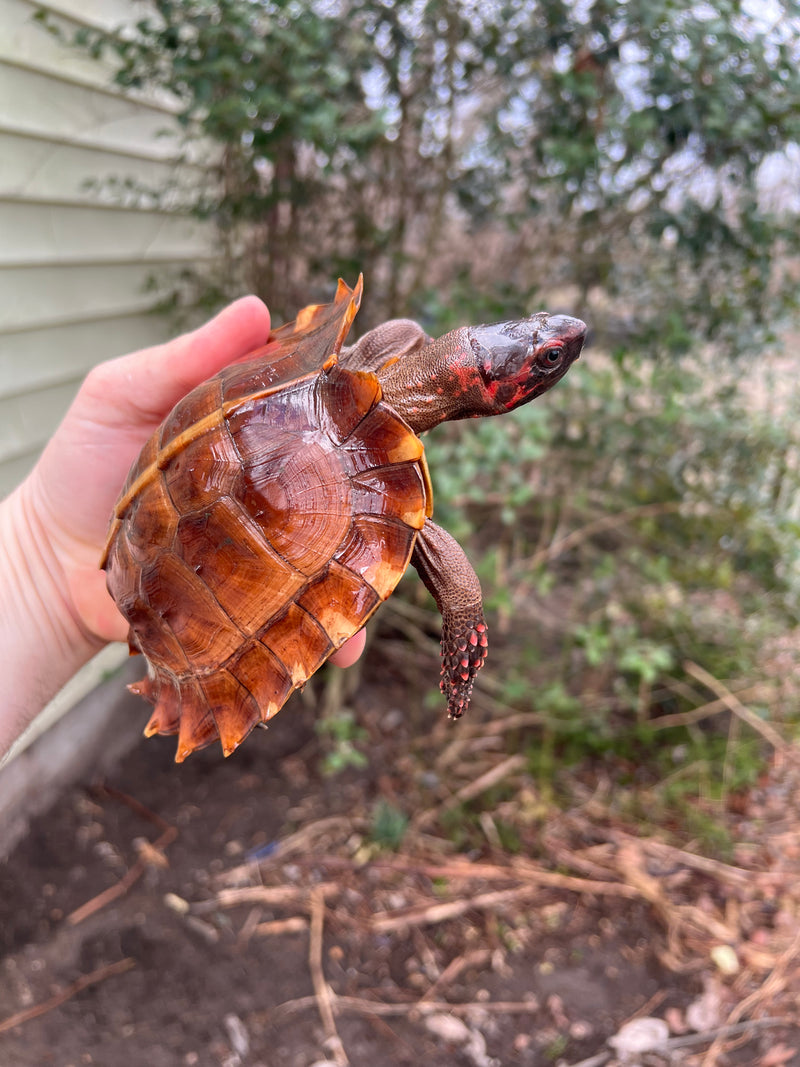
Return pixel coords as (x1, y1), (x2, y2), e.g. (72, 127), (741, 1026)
(340, 319), (431, 372)
(411, 519), (488, 719)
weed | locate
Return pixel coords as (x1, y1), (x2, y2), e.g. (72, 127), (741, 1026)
(544, 1033), (569, 1060)
(370, 800), (409, 851)
(316, 710), (368, 775)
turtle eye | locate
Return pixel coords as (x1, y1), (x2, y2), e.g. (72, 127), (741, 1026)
(542, 344), (564, 366)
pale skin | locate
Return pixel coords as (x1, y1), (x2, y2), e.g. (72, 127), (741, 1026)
(0, 297), (365, 758)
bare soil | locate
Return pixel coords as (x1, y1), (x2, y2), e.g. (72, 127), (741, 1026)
(1, 649), (799, 1067)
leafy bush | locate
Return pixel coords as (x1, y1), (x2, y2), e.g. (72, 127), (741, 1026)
(38, 0), (800, 344)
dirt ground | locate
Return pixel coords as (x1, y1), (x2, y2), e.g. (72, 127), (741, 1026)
(1, 650), (799, 1067)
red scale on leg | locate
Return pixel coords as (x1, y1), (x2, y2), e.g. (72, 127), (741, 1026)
(439, 615), (489, 719)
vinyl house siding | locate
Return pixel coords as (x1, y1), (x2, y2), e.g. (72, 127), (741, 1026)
(0, 0), (217, 753)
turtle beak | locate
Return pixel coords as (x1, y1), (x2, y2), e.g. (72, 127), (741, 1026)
(543, 314), (587, 360)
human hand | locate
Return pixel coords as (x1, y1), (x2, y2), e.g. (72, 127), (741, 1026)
(0, 297), (363, 749)
(32, 297), (275, 643)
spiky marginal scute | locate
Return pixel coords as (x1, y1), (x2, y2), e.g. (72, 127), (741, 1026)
(440, 613), (489, 718)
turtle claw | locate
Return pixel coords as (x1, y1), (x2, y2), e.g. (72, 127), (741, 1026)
(440, 617), (488, 719)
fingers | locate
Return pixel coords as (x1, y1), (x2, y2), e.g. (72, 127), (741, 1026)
(330, 628), (367, 668)
(81, 295), (271, 429)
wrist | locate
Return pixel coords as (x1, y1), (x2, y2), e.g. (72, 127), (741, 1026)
(0, 479), (103, 752)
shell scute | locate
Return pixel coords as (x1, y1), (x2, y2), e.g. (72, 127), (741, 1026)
(297, 559), (381, 647)
(141, 676), (182, 737)
(164, 424), (240, 513)
(317, 367), (382, 443)
(219, 356), (286, 405)
(334, 516), (418, 600)
(176, 500), (306, 636)
(124, 481), (179, 566)
(351, 463), (428, 529)
(139, 553), (243, 669)
(340, 405), (424, 471)
(229, 640), (293, 721)
(226, 380), (318, 447)
(139, 672), (213, 753)
(237, 442), (353, 577)
(175, 684), (218, 763)
(107, 534), (189, 669)
(123, 594), (189, 670)
(196, 670), (261, 758)
(220, 275), (363, 400)
(160, 378), (224, 450)
(256, 603), (333, 686)
(121, 434), (159, 502)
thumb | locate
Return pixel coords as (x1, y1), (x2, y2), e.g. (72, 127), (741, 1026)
(81, 296), (271, 430)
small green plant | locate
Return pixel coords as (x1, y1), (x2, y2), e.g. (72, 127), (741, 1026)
(370, 800), (409, 851)
(544, 1033), (568, 1061)
(316, 710), (368, 776)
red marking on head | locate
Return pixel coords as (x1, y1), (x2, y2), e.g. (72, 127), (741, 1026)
(468, 314), (586, 415)
(481, 352), (549, 411)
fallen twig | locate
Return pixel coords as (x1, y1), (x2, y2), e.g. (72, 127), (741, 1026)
(369, 873), (637, 934)
(448, 753), (526, 807)
(236, 906), (264, 949)
(272, 853), (642, 923)
(563, 1051), (611, 1067)
(91, 783), (172, 833)
(370, 884), (538, 934)
(684, 661), (790, 754)
(218, 816), (361, 885)
(273, 993), (543, 1019)
(0, 958), (135, 1035)
(67, 786), (179, 925)
(68, 825), (177, 925)
(197, 881), (338, 914)
(647, 684), (774, 732)
(639, 837), (786, 888)
(615, 840), (735, 946)
(563, 1016), (793, 1067)
(309, 886), (349, 1066)
(700, 928), (800, 1067)
(673, 1015), (794, 1050)
(413, 753), (528, 829)
(418, 949), (493, 1003)
(427, 710), (546, 752)
(254, 916), (309, 937)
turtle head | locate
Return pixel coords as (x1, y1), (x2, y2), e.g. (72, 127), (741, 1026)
(467, 312), (587, 416)
(378, 310), (586, 433)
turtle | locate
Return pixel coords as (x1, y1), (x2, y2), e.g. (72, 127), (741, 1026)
(102, 277), (586, 762)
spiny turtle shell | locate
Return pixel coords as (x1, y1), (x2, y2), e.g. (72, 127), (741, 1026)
(103, 278), (430, 761)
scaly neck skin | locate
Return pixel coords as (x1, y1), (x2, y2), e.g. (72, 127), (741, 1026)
(377, 329), (480, 434)
(377, 312), (586, 435)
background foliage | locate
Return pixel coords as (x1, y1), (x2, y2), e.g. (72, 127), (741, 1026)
(51, 0), (800, 347)
(50, 0), (800, 839)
